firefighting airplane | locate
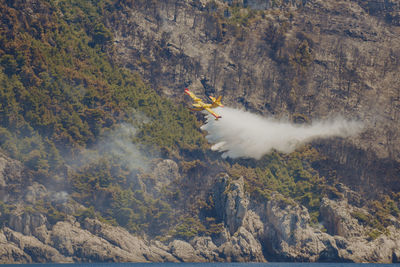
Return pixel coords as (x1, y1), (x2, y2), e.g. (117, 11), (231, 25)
(184, 88), (223, 120)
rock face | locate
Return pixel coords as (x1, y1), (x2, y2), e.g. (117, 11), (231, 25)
(212, 175), (265, 261)
(104, 0), (400, 260)
(210, 174), (400, 263)
(0, 152), (25, 202)
(0, 148), (399, 263)
(209, 174), (400, 263)
(24, 182), (47, 204)
(0, 230), (31, 264)
(190, 236), (219, 261)
(82, 218), (178, 262)
(9, 212), (48, 236)
(170, 240), (205, 262)
(1, 0), (400, 264)
(3, 227), (71, 263)
(213, 175), (249, 235)
(146, 159), (180, 197)
(320, 197), (364, 238)
(110, 0), (400, 199)
(50, 220), (147, 262)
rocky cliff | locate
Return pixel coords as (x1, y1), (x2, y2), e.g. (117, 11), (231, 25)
(1, 0), (400, 264)
(1, 152), (400, 263)
(109, 0), (400, 197)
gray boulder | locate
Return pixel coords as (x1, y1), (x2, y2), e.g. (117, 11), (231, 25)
(170, 239), (206, 262)
(320, 197), (364, 238)
(190, 236), (220, 261)
(9, 211), (48, 236)
(83, 218), (177, 262)
(3, 227), (72, 263)
(50, 220), (146, 262)
(148, 241), (180, 262)
(24, 182), (47, 204)
(0, 229), (31, 263)
(260, 194), (335, 261)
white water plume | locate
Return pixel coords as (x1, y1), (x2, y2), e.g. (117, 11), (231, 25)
(200, 107), (364, 159)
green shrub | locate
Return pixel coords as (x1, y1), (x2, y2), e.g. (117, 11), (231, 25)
(367, 229), (382, 241)
(170, 217), (205, 241)
(351, 211), (369, 225)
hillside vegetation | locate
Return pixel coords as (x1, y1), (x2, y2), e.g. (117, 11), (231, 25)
(0, 0), (206, 237)
(0, 0), (399, 258)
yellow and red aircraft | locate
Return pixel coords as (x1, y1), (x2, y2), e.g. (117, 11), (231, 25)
(184, 88), (223, 120)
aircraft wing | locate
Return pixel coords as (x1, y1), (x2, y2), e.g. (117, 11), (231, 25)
(204, 107), (222, 120)
(184, 88), (201, 102)
(192, 103), (205, 111)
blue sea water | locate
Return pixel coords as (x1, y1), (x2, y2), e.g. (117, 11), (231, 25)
(1, 263), (399, 267)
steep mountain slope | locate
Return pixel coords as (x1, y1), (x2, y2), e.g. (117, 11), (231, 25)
(110, 0), (400, 196)
(0, 0), (400, 263)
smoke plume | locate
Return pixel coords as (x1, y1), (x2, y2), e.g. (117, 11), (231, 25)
(71, 123), (150, 172)
(200, 107), (363, 159)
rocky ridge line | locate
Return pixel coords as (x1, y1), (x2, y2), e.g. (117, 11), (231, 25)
(1, 152), (399, 263)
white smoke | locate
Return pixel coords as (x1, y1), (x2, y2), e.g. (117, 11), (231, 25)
(71, 123), (151, 172)
(51, 191), (69, 204)
(200, 107), (363, 159)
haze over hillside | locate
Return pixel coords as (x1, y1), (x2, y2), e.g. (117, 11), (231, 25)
(0, 0), (399, 264)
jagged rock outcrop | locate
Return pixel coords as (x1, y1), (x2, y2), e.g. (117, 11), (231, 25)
(190, 236), (220, 261)
(24, 182), (47, 204)
(50, 220), (146, 262)
(9, 211), (48, 236)
(109, 0), (400, 199)
(0, 152), (25, 202)
(82, 218), (151, 262)
(82, 218), (178, 262)
(261, 192), (400, 263)
(3, 227), (72, 263)
(212, 175), (400, 263)
(0, 163), (399, 263)
(1, 0), (400, 264)
(170, 239), (206, 262)
(0, 230), (31, 264)
(317, 194), (400, 263)
(213, 175), (249, 235)
(257, 195), (342, 261)
(33, 225), (51, 245)
(320, 197), (364, 238)
(210, 176), (262, 261)
(211, 174), (265, 261)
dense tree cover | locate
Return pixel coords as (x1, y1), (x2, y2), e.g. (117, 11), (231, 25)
(0, 0), (205, 155)
(0, 0), (205, 238)
(0, 0), (398, 241)
(227, 146), (323, 224)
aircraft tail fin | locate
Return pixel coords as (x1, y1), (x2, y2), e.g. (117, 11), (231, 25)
(210, 95), (224, 107)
